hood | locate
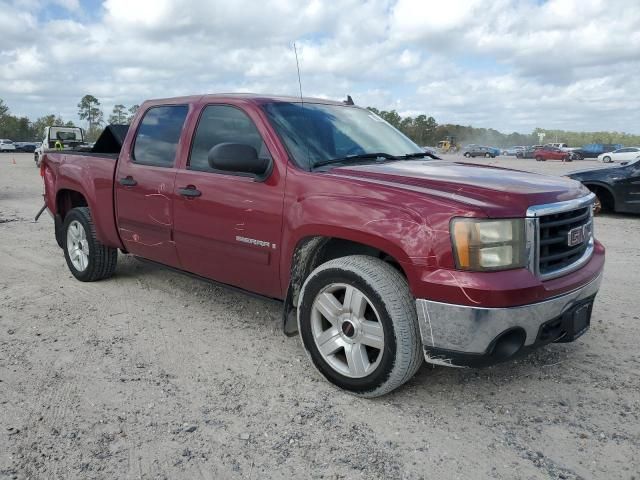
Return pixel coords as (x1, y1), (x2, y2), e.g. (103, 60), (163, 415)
(568, 163), (629, 178)
(329, 160), (589, 217)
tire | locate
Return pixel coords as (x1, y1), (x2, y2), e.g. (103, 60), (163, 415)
(62, 207), (117, 282)
(593, 194), (602, 215)
(535, 156), (544, 162)
(34, 153), (39, 166)
(603, 156), (611, 163)
(298, 255), (423, 397)
(464, 152), (471, 158)
(485, 153), (491, 158)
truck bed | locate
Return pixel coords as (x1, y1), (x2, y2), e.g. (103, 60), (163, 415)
(42, 151), (123, 249)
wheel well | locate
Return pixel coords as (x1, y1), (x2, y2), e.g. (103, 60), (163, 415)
(56, 189), (88, 219)
(585, 184), (615, 211)
(281, 236), (407, 335)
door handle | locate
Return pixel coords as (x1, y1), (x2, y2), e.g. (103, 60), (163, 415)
(178, 186), (202, 198)
(119, 176), (137, 186)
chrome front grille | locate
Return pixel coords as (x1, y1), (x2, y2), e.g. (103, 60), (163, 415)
(526, 194), (595, 280)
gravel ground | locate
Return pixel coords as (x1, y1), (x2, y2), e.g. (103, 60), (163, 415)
(1, 152), (638, 479)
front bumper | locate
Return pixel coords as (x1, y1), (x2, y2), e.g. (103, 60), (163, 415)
(416, 272), (602, 367)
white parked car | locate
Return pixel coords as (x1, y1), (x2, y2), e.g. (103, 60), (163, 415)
(0, 139), (17, 152)
(597, 147), (640, 163)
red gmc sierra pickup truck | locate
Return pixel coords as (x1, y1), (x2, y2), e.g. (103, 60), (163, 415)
(40, 94), (605, 397)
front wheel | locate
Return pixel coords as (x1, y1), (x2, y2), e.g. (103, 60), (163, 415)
(485, 153), (491, 158)
(535, 156), (544, 161)
(464, 152), (471, 158)
(298, 256), (422, 397)
(603, 156), (612, 163)
(63, 207), (118, 282)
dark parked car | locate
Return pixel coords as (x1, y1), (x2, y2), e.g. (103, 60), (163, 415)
(15, 142), (39, 153)
(571, 143), (622, 160)
(463, 146), (496, 158)
(567, 157), (640, 214)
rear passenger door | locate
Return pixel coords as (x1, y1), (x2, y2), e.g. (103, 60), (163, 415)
(173, 104), (285, 298)
(114, 105), (189, 267)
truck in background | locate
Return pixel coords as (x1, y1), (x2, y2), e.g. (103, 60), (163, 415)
(34, 126), (87, 166)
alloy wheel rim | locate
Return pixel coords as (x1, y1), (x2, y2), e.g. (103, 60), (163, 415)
(310, 283), (385, 378)
(67, 220), (89, 272)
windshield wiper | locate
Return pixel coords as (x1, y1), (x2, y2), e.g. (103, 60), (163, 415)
(398, 152), (441, 160)
(312, 152), (399, 169)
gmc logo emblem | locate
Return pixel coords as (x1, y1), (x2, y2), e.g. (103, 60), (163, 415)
(567, 223), (592, 247)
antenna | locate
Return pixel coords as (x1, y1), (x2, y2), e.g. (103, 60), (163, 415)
(293, 42), (304, 107)
(292, 42), (312, 170)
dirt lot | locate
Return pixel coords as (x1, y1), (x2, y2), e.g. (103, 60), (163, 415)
(1, 152), (638, 479)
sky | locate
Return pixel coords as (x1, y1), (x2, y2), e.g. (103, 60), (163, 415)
(1, 0), (639, 134)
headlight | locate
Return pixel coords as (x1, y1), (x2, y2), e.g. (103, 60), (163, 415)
(450, 218), (526, 271)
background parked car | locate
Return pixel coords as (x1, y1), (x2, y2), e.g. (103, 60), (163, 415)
(516, 146), (537, 159)
(487, 146), (501, 157)
(14, 142), (39, 153)
(463, 145), (497, 158)
(545, 142), (571, 151)
(502, 146), (525, 156)
(0, 139), (17, 152)
(567, 157), (640, 214)
(597, 147), (640, 163)
(571, 143), (622, 160)
(534, 146), (573, 162)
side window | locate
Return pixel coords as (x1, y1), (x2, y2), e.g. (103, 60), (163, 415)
(189, 105), (270, 172)
(133, 105), (188, 167)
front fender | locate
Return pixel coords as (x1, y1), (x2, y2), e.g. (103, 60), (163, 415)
(280, 193), (457, 295)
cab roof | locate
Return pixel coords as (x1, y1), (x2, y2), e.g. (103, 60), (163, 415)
(142, 93), (353, 107)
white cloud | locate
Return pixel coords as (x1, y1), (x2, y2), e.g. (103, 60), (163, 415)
(0, 0), (639, 134)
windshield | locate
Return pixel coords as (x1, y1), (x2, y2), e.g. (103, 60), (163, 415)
(262, 102), (424, 169)
(50, 127), (82, 142)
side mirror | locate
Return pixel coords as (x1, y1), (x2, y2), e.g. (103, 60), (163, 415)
(207, 143), (270, 179)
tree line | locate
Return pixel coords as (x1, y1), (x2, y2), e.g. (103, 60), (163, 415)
(0, 95), (138, 142)
(367, 107), (640, 148)
(1, 95), (639, 147)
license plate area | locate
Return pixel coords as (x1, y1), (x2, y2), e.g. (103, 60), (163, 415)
(537, 297), (594, 344)
(557, 299), (593, 342)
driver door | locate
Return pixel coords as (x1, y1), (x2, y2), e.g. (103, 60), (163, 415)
(173, 104), (286, 298)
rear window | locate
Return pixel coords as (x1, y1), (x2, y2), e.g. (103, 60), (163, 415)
(50, 128), (82, 142)
(133, 105), (188, 167)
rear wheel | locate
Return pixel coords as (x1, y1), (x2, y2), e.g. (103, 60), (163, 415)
(298, 255), (422, 397)
(464, 152), (471, 158)
(603, 156), (612, 163)
(485, 153), (491, 158)
(63, 207), (117, 282)
(535, 156), (544, 161)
